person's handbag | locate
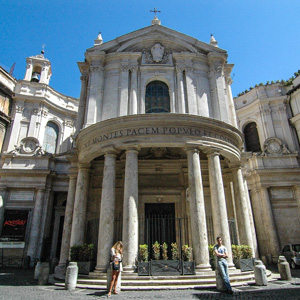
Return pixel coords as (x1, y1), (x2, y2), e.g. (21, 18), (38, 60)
(112, 260), (120, 271)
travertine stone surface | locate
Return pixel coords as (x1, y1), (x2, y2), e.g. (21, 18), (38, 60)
(122, 148), (139, 272)
(27, 189), (45, 262)
(207, 151), (233, 265)
(95, 153), (117, 272)
(55, 170), (77, 279)
(187, 148), (210, 270)
(70, 164), (90, 247)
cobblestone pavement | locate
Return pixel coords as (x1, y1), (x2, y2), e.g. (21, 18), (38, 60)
(0, 267), (300, 300)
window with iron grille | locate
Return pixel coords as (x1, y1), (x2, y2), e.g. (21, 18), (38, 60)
(244, 122), (261, 152)
(43, 121), (59, 154)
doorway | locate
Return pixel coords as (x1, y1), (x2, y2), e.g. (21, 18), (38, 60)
(145, 203), (176, 259)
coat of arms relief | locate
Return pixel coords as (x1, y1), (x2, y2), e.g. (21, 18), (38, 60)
(142, 43), (172, 65)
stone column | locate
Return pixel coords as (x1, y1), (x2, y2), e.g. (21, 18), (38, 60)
(231, 166), (254, 254)
(293, 186), (300, 223)
(55, 168), (77, 279)
(260, 187), (280, 258)
(75, 74), (88, 133)
(122, 147), (139, 272)
(95, 152), (117, 273)
(27, 189), (45, 263)
(207, 151), (233, 265)
(176, 67), (185, 113)
(129, 67), (138, 115)
(70, 163), (90, 247)
(186, 148), (211, 271)
(250, 188), (266, 257)
(0, 188), (7, 236)
(244, 180), (258, 258)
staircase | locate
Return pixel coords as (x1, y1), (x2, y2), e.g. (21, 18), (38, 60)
(54, 269), (273, 290)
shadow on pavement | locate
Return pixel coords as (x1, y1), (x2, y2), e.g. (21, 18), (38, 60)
(0, 268), (36, 286)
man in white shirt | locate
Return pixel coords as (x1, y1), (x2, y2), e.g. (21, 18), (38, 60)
(214, 236), (233, 294)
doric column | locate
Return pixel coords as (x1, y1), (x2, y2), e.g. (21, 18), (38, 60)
(207, 150), (233, 265)
(129, 67), (138, 115)
(243, 180), (258, 257)
(54, 167), (77, 279)
(75, 74), (88, 132)
(119, 66), (129, 116)
(231, 166), (254, 254)
(27, 189), (45, 263)
(259, 187), (280, 257)
(0, 188), (7, 236)
(186, 148), (211, 271)
(95, 151), (117, 272)
(293, 185), (300, 223)
(176, 67), (185, 113)
(122, 147), (139, 272)
(70, 163), (90, 247)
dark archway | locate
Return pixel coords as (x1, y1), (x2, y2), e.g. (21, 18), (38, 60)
(244, 122), (261, 152)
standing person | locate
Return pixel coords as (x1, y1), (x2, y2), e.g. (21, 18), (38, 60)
(214, 236), (233, 294)
(108, 241), (123, 296)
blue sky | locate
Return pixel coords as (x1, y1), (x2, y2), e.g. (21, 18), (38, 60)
(1, 0), (299, 99)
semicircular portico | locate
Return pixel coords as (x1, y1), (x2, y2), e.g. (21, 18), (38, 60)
(76, 114), (243, 164)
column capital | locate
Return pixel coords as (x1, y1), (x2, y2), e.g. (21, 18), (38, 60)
(204, 147), (222, 157)
(229, 163), (242, 170)
(77, 162), (91, 170)
(124, 145), (141, 153)
(184, 146), (200, 154)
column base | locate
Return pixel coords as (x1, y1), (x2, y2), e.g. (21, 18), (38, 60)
(122, 265), (136, 273)
(54, 263), (66, 280)
(94, 264), (109, 273)
(195, 263), (212, 271)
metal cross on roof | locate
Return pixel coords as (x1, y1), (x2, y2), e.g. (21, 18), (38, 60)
(150, 8), (161, 18)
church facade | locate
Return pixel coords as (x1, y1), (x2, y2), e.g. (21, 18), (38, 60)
(0, 17), (299, 278)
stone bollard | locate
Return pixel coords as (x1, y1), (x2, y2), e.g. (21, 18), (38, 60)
(277, 256), (292, 281)
(254, 260), (267, 286)
(38, 262), (50, 285)
(215, 267), (226, 292)
(50, 258), (59, 274)
(34, 261), (41, 280)
(107, 265), (121, 293)
(65, 262), (78, 291)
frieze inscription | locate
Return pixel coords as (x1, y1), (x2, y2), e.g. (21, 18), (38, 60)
(83, 126), (237, 149)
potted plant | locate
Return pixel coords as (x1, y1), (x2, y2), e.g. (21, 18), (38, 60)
(161, 242), (168, 260)
(152, 241), (161, 260)
(151, 241), (181, 276)
(232, 244), (253, 271)
(182, 245), (195, 275)
(171, 242), (179, 260)
(138, 244), (150, 276)
(208, 244), (216, 270)
(70, 243), (96, 275)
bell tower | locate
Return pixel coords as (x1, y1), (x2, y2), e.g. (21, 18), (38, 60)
(24, 50), (52, 84)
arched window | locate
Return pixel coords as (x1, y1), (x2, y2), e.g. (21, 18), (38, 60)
(145, 81), (170, 113)
(244, 122), (261, 152)
(43, 121), (59, 154)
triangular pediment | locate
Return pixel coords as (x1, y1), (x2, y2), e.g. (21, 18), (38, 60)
(87, 24), (226, 55)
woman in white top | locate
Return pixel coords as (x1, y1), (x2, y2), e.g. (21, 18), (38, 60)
(108, 241), (123, 296)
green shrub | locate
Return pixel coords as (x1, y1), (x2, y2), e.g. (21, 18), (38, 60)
(70, 244), (96, 262)
(152, 241), (160, 260)
(161, 242), (168, 260)
(182, 245), (192, 261)
(139, 244), (149, 262)
(171, 242), (179, 260)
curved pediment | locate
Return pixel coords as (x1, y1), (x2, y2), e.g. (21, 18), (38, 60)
(87, 25), (226, 56)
